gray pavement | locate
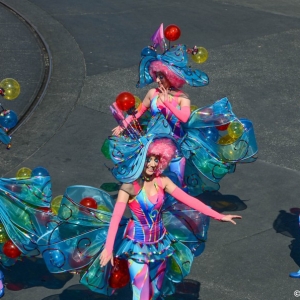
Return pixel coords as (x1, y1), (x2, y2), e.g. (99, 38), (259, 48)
(0, 0), (300, 299)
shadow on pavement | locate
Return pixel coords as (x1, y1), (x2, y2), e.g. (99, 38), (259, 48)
(41, 279), (201, 300)
(199, 191), (248, 213)
(2, 257), (73, 292)
(273, 208), (300, 267)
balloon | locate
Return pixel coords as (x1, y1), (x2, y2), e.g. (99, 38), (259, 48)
(97, 205), (110, 212)
(0, 110), (18, 129)
(169, 256), (182, 276)
(227, 121), (244, 139)
(69, 250), (90, 269)
(116, 92), (135, 111)
(0, 78), (20, 100)
(108, 257), (130, 288)
(197, 107), (213, 120)
(3, 240), (21, 258)
(215, 123), (230, 131)
(16, 167), (32, 179)
(200, 127), (219, 143)
(31, 167), (50, 177)
(190, 105), (198, 112)
(0, 223), (9, 244)
(49, 250), (65, 268)
(164, 24), (181, 42)
(141, 47), (157, 57)
(191, 47), (209, 64)
(101, 139), (111, 159)
(134, 96), (142, 109)
(218, 135), (236, 145)
(51, 195), (63, 215)
(80, 197), (97, 209)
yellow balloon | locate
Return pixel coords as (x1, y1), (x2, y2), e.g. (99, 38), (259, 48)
(134, 96), (142, 109)
(190, 105), (198, 112)
(16, 167), (32, 179)
(218, 135), (237, 145)
(227, 121), (244, 139)
(0, 78), (21, 100)
(51, 195), (63, 215)
(191, 47), (209, 64)
(0, 224), (9, 243)
(97, 205), (110, 212)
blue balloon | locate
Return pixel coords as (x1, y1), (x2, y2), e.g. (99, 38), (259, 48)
(141, 47), (157, 57)
(200, 127), (219, 143)
(0, 110), (18, 129)
(32, 167), (50, 177)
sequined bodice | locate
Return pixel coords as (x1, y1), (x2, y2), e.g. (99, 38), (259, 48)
(124, 181), (166, 243)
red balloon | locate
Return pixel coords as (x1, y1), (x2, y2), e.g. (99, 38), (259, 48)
(164, 24), (181, 42)
(108, 257), (130, 288)
(116, 92), (135, 111)
(3, 240), (21, 258)
(80, 197), (97, 209)
(216, 123), (230, 131)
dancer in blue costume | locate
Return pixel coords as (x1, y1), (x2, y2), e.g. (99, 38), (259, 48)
(35, 115), (240, 300)
(112, 26), (258, 196)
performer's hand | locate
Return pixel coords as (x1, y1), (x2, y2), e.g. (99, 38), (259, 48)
(100, 248), (114, 267)
(112, 125), (123, 136)
(159, 86), (171, 103)
(221, 215), (242, 225)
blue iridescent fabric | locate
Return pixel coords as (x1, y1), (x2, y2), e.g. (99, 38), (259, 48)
(0, 175), (56, 266)
(137, 44), (209, 88)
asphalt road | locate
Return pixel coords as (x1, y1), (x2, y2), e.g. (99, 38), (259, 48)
(0, 0), (300, 299)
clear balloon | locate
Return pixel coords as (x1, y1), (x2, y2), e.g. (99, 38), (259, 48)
(164, 24), (181, 42)
(51, 195), (63, 215)
(0, 110), (18, 129)
(191, 47), (209, 64)
(31, 166), (50, 177)
(16, 167), (32, 179)
(200, 127), (219, 143)
(227, 121), (244, 139)
(101, 139), (111, 160)
(0, 78), (21, 100)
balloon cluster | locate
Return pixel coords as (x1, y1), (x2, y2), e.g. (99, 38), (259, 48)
(0, 78), (21, 149)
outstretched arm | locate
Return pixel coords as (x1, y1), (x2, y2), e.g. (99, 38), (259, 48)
(163, 176), (241, 224)
(99, 189), (129, 267)
(158, 86), (191, 122)
(112, 89), (155, 136)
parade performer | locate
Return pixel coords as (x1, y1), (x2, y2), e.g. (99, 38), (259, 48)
(111, 24), (258, 195)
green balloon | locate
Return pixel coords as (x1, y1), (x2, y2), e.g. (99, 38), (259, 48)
(101, 139), (111, 159)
